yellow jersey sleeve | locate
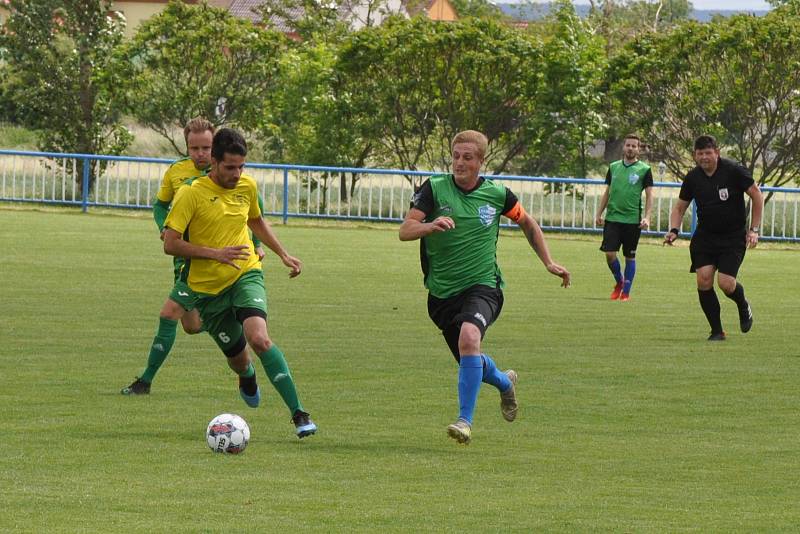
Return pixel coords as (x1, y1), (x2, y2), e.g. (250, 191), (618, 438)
(157, 159), (202, 204)
(163, 184), (196, 235)
(247, 177), (261, 219)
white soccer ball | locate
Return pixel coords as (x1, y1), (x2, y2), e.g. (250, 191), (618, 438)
(206, 413), (250, 454)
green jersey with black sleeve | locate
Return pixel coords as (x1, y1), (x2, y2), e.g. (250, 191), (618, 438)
(410, 174), (519, 299)
(605, 160), (653, 225)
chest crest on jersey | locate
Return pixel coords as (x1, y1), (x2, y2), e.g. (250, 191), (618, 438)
(718, 188), (729, 201)
(478, 204), (497, 226)
(628, 173), (639, 184)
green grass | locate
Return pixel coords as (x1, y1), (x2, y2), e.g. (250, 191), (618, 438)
(1, 207), (799, 532)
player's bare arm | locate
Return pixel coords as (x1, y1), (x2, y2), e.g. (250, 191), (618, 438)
(163, 227), (250, 269)
(398, 208), (454, 241)
(517, 213), (571, 288)
(640, 186), (654, 229)
(247, 217), (301, 277)
(746, 183), (764, 248)
(595, 186), (610, 226)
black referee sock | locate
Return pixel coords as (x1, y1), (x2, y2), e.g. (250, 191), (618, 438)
(723, 282), (748, 310)
(698, 288), (723, 333)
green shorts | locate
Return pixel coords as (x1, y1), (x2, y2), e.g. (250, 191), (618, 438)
(194, 269), (268, 356)
(168, 279), (196, 311)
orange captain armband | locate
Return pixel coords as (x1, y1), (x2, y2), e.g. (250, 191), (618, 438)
(504, 201), (527, 224)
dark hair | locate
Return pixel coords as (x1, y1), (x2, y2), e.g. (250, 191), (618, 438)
(211, 128), (248, 161)
(694, 135), (718, 151)
(623, 133), (640, 143)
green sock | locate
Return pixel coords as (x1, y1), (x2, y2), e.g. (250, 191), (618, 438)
(258, 345), (302, 414)
(140, 317), (178, 383)
(238, 362), (255, 378)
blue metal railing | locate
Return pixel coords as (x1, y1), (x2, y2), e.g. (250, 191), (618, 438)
(1, 149), (799, 241)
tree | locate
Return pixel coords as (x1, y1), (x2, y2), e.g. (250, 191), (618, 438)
(446, 0), (506, 19)
(266, 41), (375, 201)
(334, 16), (546, 175)
(0, 0), (131, 189)
(525, 0), (608, 178)
(609, 10), (800, 193)
(115, 1), (287, 154)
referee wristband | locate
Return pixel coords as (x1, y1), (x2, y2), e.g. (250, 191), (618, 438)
(669, 228), (679, 235)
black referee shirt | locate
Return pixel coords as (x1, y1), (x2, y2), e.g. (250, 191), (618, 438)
(679, 158), (755, 235)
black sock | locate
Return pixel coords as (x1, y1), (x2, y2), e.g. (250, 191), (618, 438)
(724, 282), (748, 310)
(698, 288), (723, 333)
(239, 373), (258, 396)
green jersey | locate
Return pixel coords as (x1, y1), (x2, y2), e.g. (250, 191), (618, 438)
(605, 160), (653, 224)
(411, 174), (518, 299)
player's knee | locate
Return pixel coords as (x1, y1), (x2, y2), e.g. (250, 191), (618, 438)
(177, 311), (202, 334)
(181, 323), (202, 335)
(458, 324), (482, 354)
(247, 334), (273, 354)
(717, 277), (736, 294)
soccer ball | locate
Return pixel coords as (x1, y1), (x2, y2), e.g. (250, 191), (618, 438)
(206, 413), (250, 454)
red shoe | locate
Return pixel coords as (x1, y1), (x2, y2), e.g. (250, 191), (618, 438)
(610, 281), (624, 300)
(620, 292), (630, 302)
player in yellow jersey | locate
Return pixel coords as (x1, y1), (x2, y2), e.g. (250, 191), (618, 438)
(121, 118), (265, 395)
(163, 128), (317, 438)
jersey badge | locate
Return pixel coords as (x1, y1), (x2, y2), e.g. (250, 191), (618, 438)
(478, 204), (497, 226)
(718, 188), (729, 201)
(628, 173), (639, 184)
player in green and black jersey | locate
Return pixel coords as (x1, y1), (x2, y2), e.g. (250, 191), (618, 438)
(400, 130), (571, 444)
(595, 134), (653, 301)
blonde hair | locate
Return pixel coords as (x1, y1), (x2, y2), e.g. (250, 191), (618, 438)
(451, 130), (488, 159)
(183, 117), (215, 144)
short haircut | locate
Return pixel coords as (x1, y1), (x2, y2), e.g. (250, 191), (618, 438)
(183, 117), (215, 143)
(211, 128), (248, 161)
(694, 135), (718, 151)
(623, 133), (640, 144)
(452, 130), (488, 159)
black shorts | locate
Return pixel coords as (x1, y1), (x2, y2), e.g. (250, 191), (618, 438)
(427, 284), (504, 339)
(689, 230), (746, 277)
(600, 221), (642, 258)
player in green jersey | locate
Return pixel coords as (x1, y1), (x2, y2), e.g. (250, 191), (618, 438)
(121, 118), (266, 395)
(400, 130), (570, 444)
(595, 134), (653, 301)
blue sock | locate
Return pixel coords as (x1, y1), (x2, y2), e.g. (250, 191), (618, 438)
(623, 259), (636, 294)
(481, 354), (512, 392)
(608, 258), (623, 284)
(457, 355), (483, 424)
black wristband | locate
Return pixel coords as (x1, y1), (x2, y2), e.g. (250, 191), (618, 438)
(669, 228), (679, 235)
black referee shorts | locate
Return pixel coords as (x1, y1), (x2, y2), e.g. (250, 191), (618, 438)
(427, 284), (504, 360)
(689, 230), (746, 277)
(600, 221), (642, 258)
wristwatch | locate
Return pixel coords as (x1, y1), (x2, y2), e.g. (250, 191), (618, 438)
(749, 226), (759, 234)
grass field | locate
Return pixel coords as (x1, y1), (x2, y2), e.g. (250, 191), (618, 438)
(1, 207), (799, 532)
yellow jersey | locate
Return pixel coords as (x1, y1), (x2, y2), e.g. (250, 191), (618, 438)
(156, 158), (206, 204)
(164, 174), (262, 295)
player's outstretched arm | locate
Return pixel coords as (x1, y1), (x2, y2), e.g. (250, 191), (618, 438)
(163, 228), (249, 270)
(399, 208), (454, 241)
(247, 217), (301, 277)
(517, 213), (570, 288)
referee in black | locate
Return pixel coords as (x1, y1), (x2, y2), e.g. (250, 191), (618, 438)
(664, 135), (764, 341)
